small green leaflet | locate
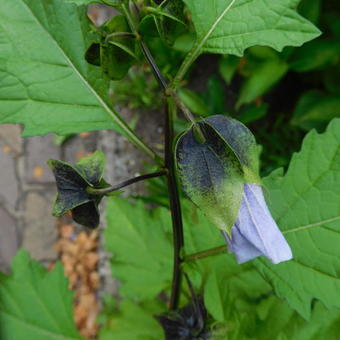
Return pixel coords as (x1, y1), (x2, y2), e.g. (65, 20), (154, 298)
(255, 118), (340, 319)
(0, 250), (84, 340)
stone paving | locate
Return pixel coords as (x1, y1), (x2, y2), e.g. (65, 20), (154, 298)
(0, 107), (163, 286)
(0, 126), (58, 272)
(0, 124), (96, 271)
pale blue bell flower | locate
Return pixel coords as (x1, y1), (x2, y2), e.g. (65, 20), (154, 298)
(223, 183), (293, 264)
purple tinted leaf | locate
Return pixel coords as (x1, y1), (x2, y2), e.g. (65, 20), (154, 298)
(176, 120), (244, 234)
(72, 201), (100, 229)
(205, 115), (260, 183)
(156, 297), (210, 340)
(48, 151), (108, 228)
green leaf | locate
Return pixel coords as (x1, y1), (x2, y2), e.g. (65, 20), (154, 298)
(284, 304), (340, 340)
(173, 33), (196, 53)
(0, 0), (154, 159)
(254, 118), (340, 318)
(181, 201), (319, 339)
(291, 91), (340, 131)
(237, 103), (269, 124)
(237, 57), (289, 108)
(99, 299), (164, 340)
(204, 75), (226, 114)
(203, 257), (271, 323)
(247, 297), (340, 340)
(104, 197), (173, 300)
(184, 0), (320, 56)
(218, 55), (240, 85)
(74, 150), (105, 184)
(102, 194), (281, 335)
(0, 250), (84, 340)
(178, 88), (210, 117)
(142, 0), (187, 46)
(100, 15), (137, 80)
(290, 40), (340, 72)
(173, 0), (320, 84)
(102, 196), (340, 337)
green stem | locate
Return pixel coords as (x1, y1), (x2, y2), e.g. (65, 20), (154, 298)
(185, 245), (227, 262)
(86, 170), (166, 195)
(171, 47), (201, 89)
(172, 0), (237, 88)
(121, 3), (200, 127)
(165, 98), (184, 310)
(105, 32), (136, 43)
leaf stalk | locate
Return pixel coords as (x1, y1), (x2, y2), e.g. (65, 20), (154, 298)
(185, 245), (227, 262)
(86, 170), (167, 195)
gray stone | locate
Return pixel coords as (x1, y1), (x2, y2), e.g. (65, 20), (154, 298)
(88, 4), (117, 26)
(63, 132), (98, 165)
(25, 134), (60, 184)
(0, 147), (19, 208)
(0, 207), (18, 273)
(0, 124), (22, 155)
(22, 192), (58, 262)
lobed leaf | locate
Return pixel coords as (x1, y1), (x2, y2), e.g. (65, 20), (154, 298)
(172, 0), (321, 85)
(104, 197), (173, 300)
(0, 250), (84, 340)
(99, 299), (164, 340)
(183, 0), (320, 57)
(0, 0), (147, 156)
(255, 118), (340, 318)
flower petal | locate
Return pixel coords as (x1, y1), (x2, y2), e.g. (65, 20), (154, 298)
(222, 223), (263, 264)
(226, 183), (293, 264)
